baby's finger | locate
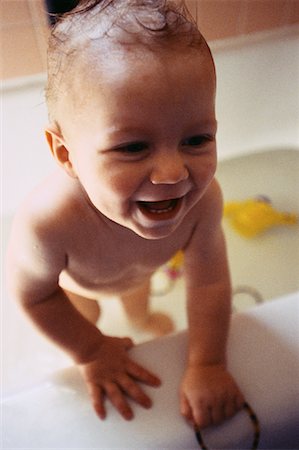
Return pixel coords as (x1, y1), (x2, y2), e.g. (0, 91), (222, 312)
(180, 395), (194, 425)
(87, 383), (106, 420)
(193, 404), (212, 429)
(224, 399), (237, 420)
(127, 360), (161, 387)
(210, 403), (226, 425)
(118, 374), (152, 409)
(104, 381), (134, 420)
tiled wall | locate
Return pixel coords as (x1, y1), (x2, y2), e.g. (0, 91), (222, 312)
(0, 0), (49, 80)
(1, 0), (299, 80)
(186, 0), (299, 41)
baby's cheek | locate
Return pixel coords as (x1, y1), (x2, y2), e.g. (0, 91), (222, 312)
(104, 171), (141, 199)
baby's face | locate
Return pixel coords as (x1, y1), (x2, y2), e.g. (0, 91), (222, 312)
(59, 48), (217, 239)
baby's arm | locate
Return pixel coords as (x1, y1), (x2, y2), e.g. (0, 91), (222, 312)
(6, 206), (160, 421)
(180, 180), (244, 428)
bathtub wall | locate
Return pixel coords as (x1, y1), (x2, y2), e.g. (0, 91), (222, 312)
(214, 32), (299, 159)
(1, 0), (299, 80)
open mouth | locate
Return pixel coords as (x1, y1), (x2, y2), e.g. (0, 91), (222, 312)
(136, 198), (182, 221)
(138, 199), (178, 213)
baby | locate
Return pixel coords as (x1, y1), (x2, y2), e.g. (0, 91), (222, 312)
(6, 0), (244, 428)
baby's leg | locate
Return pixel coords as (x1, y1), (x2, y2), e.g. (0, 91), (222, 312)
(120, 279), (174, 337)
(63, 289), (101, 325)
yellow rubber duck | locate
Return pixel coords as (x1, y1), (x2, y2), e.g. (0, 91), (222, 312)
(224, 196), (298, 238)
(164, 197), (298, 278)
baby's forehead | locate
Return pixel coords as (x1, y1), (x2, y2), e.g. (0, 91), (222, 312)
(72, 39), (212, 96)
(54, 42), (214, 130)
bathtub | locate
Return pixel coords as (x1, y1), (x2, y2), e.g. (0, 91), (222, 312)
(2, 28), (299, 447)
(2, 292), (299, 448)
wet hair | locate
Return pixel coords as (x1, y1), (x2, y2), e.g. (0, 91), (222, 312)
(45, 0), (210, 124)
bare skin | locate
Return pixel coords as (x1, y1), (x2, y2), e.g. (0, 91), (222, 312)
(6, 49), (244, 426)
(62, 275), (174, 334)
(119, 278), (174, 336)
(62, 289), (101, 325)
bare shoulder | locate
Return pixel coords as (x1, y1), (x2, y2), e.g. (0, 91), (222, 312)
(12, 170), (82, 240)
(7, 171), (82, 280)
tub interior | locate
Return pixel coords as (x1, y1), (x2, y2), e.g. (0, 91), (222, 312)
(217, 149), (299, 304)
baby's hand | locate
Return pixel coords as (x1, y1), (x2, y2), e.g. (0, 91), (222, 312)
(180, 363), (244, 428)
(78, 335), (161, 421)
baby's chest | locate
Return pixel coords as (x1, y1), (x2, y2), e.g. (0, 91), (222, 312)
(65, 234), (179, 287)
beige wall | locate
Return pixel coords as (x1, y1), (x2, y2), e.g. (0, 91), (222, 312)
(0, 0), (49, 79)
(186, 0), (299, 40)
(1, 0), (299, 80)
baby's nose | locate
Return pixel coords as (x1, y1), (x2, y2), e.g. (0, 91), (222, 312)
(150, 152), (189, 185)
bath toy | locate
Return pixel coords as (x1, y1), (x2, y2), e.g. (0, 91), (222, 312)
(165, 250), (184, 280)
(223, 196), (298, 238)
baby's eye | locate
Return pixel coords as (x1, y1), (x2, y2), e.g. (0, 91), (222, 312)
(182, 135), (212, 147)
(117, 142), (149, 154)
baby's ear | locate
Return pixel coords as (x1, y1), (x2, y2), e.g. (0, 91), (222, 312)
(45, 125), (77, 178)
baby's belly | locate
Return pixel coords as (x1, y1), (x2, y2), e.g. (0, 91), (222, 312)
(58, 269), (154, 300)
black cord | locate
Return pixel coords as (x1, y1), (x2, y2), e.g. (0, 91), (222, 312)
(195, 402), (260, 450)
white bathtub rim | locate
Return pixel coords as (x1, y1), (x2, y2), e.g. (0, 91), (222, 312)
(217, 145), (299, 162)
